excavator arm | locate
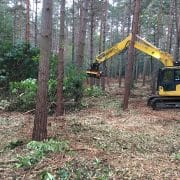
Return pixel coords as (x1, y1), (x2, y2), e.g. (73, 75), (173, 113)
(87, 34), (174, 78)
(86, 34), (132, 78)
(95, 34), (132, 63)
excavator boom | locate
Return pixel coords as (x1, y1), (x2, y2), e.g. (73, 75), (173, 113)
(134, 35), (174, 67)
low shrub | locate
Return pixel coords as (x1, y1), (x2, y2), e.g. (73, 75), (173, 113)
(64, 65), (86, 102)
(84, 85), (104, 97)
(16, 139), (69, 169)
(7, 65), (86, 111)
(0, 99), (10, 110)
(9, 78), (37, 111)
(1, 42), (39, 84)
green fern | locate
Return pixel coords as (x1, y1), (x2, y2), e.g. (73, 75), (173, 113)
(27, 139), (69, 153)
(16, 139), (69, 169)
(40, 171), (55, 180)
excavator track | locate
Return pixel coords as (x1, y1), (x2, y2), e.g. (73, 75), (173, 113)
(148, 96), (180, 110)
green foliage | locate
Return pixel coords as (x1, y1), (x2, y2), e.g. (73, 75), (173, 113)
(84, 86), (104, 97)
(49, 55), (58, 79)
(171, 153), (180, 161)
(16, 139), (69, 169)
(48, 79), (57, 102)
(0, 74), (8, 88)
(64, 65), (86, 102)
(56, 159), (113, 179)
(0, 3), (13, 54)
(174, 153), (180, 160)
(0, 100), (10, 110)
(27, 139), (69, 153)
(7, 140), (23, 149)
(16, 155), (33, 169)
(16, 151), (44, 169)
(6, 64), (87, 111)
(57, 168), (70, 180)
(40, 171), (55, 180)
(0, 42), (39, 86)
(8, 78), (57, 111)
(9, 78), (37, 111)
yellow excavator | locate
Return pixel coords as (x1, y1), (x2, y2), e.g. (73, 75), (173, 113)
(86, 34), (180, 109)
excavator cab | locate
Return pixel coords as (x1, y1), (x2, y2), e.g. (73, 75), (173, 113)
(158, 67), (180, 95)
(148, 67), (180, 109)
(86, 62), (102, 78)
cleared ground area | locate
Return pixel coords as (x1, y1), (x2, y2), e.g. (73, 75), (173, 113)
(0, 81), (180, 179)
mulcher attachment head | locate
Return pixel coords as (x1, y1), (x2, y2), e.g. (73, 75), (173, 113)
(86, 63), (102, 78)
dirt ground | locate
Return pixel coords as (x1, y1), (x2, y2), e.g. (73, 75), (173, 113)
(0, 80), (180, 179)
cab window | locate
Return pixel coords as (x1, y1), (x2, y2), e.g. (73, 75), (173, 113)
(162, 69), (174, 83)
(175, 70), (180, 81)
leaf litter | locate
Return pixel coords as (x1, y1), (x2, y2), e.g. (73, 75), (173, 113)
(0, 80), (180, 179)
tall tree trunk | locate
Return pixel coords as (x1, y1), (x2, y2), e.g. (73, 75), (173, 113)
(166, 0), (174, 53)
(109, 0), (114, 79)
(127, 0), (132, 35)
(76, 0), (89, 68)
(34, 0), (38, 46)
(174, 0), (180, 61)
(98, 20), (103, 54)
(142, 59), (148, 86)
(32, 0), (52, 141)
(151, 0), (162, 94)
(25, 0), (30, 42)
(142, 20), (151, 86)
(101, 0), (108, 91)
(12, 1), (18, 45)
(96, 19), (103, 87)
(72, 0), (75, 64)
(90, 0), (95, 86)
(123, 0), (141, 110)
(118, 10), (126, 87)
(56, 0), (65, 116)
(134, 59), (139, 83)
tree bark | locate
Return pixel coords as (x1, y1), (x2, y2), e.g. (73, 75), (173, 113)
(123, 0), (141, 110)
(151, 0), (162, 94)
(89, 0), (95, 86)
(174, 0), (180, 61)
(142, 59), (148, 86)
(72, 0), (75, 64)
(25, 0), (30, 42)
(166, 0), (174, 53)
(101, 0), (108, 91)
(96, 19), (103, 87)
(32, 0), (52, 141)
(118, 9), (126, 87)
(76, 0), (89, 68)
(56, 0), (65, 116)
(34, 0), (38, 46)
(127, 0), (132, 35)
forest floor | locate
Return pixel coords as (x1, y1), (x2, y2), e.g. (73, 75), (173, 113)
(0, 79), (180, 179)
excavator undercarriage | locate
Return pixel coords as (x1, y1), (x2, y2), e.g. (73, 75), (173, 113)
(147, 96), (180, 109)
